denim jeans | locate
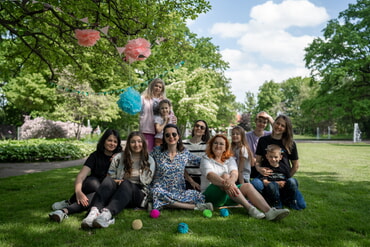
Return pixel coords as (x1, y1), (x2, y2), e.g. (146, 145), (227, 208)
(252, 177), (299, 209)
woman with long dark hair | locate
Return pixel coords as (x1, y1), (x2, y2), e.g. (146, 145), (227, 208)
(252, 115), (306, 210)
(49, 129), (122, 222)
(150, 124), (213, 211)
(81, 131), (155, 229)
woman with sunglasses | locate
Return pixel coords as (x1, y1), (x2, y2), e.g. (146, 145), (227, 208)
(150, 124), (213, 211)
(182, 120), (210, 190)
(200, 134), (290, 221)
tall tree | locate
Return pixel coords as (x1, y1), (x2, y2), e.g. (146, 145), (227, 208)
(256, 80), (283, 117)
(304, 0), (370, 136)
(1, 0), (239, 132)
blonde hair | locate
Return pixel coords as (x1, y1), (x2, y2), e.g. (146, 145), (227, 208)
(142, 78), (166, 99)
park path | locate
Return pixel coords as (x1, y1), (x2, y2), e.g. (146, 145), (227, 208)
(0, 158), (86, 178)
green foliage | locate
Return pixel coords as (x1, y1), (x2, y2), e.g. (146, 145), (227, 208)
(0, 142), (369, 246)
(166, 67), (236, 132)
(0, 139), (94, 162)
(3, 73), (57, 113)
(256, 80), (283, 116)
(0, 0), (235, 136)
(304, 0), (370, 137)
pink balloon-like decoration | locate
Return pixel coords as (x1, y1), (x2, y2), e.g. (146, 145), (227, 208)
(123, 38), (151, 63)
(74, 29), (101, 47)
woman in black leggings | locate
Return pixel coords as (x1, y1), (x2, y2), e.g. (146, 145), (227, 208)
(81, 131), (155, 229)
(49, 129), (122, 222)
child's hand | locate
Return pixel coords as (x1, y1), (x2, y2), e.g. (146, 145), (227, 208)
(171, 115), (177, 124)
(276, 181), (285, 188)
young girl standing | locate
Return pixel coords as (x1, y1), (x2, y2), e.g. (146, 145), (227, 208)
(154, 99), (174, 147)
(231, 126), (254, 184)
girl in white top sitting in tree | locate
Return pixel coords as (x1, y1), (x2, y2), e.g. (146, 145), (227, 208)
(154, 99), (175, 147)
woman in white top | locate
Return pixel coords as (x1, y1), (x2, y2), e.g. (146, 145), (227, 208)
(200, 134), (290, 221)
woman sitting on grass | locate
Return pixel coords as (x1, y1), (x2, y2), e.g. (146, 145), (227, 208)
(49, 129), (122, 223)
(200, 134), (290, 221)
(252, 114), (306, 210)
(80, 131), (155, 229)
(150, 124), (213, 211)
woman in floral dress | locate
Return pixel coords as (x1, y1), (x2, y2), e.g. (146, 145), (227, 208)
(150, 124), (213, 211)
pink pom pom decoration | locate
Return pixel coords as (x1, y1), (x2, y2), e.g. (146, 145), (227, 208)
(74, 29), (101, 47)
(123, 38), (151, 63)
(150, 209), (160, 218)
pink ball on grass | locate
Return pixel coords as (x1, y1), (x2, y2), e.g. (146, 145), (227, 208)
(150, 209), (160, 218)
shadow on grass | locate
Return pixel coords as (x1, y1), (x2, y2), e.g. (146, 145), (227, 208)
(0, 167), (369, 246)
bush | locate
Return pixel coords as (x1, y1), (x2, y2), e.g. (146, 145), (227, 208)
(0, 139), (95, 162)
(19, 116), (92, 139)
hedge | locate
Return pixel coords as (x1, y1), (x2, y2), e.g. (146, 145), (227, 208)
(0, 139), (95, 162)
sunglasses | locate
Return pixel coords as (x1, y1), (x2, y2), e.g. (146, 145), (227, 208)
(165, 132), (178, 138)
(195, 124), (206, 130)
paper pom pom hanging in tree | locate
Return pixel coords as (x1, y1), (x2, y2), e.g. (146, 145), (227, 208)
(123, 38), (151, 63)
(74, 29), (101, 47)
(117, 87), (142, 115)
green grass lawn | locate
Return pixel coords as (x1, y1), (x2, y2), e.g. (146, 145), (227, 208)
(0, 143), (369, 247)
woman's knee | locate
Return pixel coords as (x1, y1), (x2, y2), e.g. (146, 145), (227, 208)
(83, 176), (101, 191)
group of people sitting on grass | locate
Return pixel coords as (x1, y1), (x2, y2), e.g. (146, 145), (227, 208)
(49, 111), (306, 229)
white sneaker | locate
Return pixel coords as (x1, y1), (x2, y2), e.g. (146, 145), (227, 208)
(81, 207), (100, 229)
(93, 208), (115, 228)
(248, 207), (265, 219)
(49, 210), (68, 223)
(51, 200), (69, 210)
(195, 202), (214, 211)
(265, 208), (290, 221)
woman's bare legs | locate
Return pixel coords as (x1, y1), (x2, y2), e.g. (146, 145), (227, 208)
(240, 183), (270, 213)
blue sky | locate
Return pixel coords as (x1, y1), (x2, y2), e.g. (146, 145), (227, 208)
(187, 0), (358, 103)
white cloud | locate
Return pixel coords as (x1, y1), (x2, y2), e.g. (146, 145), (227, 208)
(210, 23), (248, 38)
(238, 30), (314, 65)
(250, 0), (329, 29)
(208, 0), (329, 102)
(223, 61), (311, 102)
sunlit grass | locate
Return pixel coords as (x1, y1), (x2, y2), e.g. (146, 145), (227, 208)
(0, 142), (369, 246)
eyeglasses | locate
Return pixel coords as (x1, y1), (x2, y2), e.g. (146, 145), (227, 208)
(165, 132), (178, 138)
(195, 124), (206, 130)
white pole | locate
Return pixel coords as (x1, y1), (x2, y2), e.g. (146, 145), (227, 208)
(316, 127), (320, 140)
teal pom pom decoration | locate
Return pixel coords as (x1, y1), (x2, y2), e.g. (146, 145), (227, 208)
(117, 87), (141, 115)
(220, 208), (229, 217)
(177, 222), (189, 234)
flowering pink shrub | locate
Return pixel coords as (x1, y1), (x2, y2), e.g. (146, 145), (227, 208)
(74, 29), (101, 47)
(123, 38), (151, 63)
(20, 117), (92, 139)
